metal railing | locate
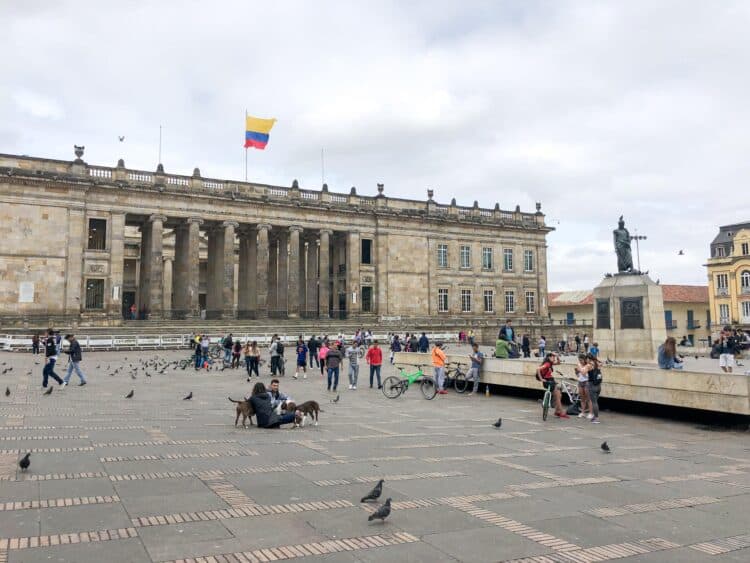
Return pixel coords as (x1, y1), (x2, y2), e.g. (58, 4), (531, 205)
(666, 321), (677, 330)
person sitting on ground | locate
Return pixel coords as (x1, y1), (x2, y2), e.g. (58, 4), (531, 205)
(248, 382), (299, 428)
(267, 378), (292, 410)
(657, 337), (684, 370)
(535, 352), (568, 419)
(494, 337), (512, 359)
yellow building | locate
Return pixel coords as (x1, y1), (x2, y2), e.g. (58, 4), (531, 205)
(549, 285), (710, 346)
(706, 223), (750, 329)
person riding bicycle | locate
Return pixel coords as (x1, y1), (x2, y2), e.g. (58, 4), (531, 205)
(536, 353), (568, 419)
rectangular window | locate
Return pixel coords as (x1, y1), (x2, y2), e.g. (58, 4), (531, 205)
(716, 247), (725, 257)
(719, 303), (730, 324)
(460, 245), (471, 269)
(742, 301), (750, 321)
(503, 248), (513, 271)
(716, 273), (729, 295)
(85, 279), (105, 309)
(524, 250), (534, 272)
(743, 242), (749, 255)
(438, 289), (449, 313)
(483, 289), (494, 313)
(482, 247), (493, 270)
(461, 289), (472, 313)
(525, 291), (535, 313)
(505, 290), (515, 313)
(437, 244), (448, 268)
(361, 239), (372, 265)
(361, 286), (373, 312)
(87, 218), (107, 250)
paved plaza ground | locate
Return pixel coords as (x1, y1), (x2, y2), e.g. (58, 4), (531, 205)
(1, 349), (749, 563)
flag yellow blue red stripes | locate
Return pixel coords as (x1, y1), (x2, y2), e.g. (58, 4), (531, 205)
(245, 115), (276, 149)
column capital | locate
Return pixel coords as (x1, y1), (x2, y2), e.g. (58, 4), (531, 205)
(186, 217), (204, 225)
(288, 225), (304, 233)
(221, 220), (239, 229)
(319, 229), (333, 237)
(149, 214), (167, 224)
(257, 223), (272, 231)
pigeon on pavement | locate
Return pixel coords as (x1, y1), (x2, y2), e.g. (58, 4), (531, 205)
(601, 441), (611, 453)
(4, 387), (9, 397)
(361, 479), (384, 503)
(19, 453), (31, 472)
(493, 418), (502, 428)
(332, 393), (340, 403)
(125, 390), (134, 399)
(43, 387), (53, 396)
(183, 392), (193, 400)
(367, 498), (392, 522)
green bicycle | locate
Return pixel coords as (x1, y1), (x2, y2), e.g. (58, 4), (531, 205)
(382, 364), (437, 400)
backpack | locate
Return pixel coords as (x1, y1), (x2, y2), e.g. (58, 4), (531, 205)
(276, 341), (284, 355)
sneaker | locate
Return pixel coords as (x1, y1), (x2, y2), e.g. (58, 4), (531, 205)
(586, 413), (594, 419)
(303, 374), (307, 379)
(352, 386), (357, 390)
(591, 417), (600, 424)
(377, 384), (382, 389)
(467, 392), (474, 396)
(437, 389), (448, 395)
(78, 381), (87, 387)
(577, 412), (585, 418)
(293, 374), (298, 380)
(61, 381), (67, 388)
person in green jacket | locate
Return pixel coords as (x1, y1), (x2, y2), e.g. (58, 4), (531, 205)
(495, 338), (511, 359)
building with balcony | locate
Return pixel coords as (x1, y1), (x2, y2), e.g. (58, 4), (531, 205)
(549, 284), (710, 345)
(706, 222), (750, 329)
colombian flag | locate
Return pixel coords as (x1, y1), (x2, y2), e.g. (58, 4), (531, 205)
(244, 115), (276, 149)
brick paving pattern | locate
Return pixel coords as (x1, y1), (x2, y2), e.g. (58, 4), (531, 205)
(0, 349), (748, 562)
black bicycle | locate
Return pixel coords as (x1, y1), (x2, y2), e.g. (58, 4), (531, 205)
(444, 362), (469, 393)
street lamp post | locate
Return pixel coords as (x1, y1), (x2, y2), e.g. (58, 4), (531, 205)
(630, 231), (647, 272)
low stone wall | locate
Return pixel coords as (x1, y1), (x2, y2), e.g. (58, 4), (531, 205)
(393, 352), (750, 416)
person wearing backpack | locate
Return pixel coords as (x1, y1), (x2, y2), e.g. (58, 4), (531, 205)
(579, 354), (603, 423)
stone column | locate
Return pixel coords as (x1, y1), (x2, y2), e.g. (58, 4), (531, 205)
(65, 208), (85, 316)
(147, 215), (166, 318)
(347, 230), (361, 316)
(221, 221), (238, 318)
(206, 225), (222, 318)
(277, 230), (289, 316)
(237, 227), (254, 317)
(137, 222), (151, 314)
(288, 226), (303, 317)
(256, 224), (271, 317)
(298, 235), (307, 316)
(173, 217), (202, 317)
(306, 238), (318, 316)
(162, 257), (173, 313)
(268, 233), (278, 315)
(318, 229), (332, 318)
(108, 212), (126, 318)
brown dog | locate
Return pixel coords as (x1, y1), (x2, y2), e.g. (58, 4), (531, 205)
(228, 397), (255, 427)
(294, 400), (323, 427)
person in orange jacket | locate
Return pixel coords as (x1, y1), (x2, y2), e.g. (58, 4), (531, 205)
(431, 342), (448, 394)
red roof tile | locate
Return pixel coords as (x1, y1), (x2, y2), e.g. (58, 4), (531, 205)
(660, 285), (708, 303)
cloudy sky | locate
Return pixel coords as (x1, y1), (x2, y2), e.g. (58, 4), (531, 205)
(3, 1), (748, 290)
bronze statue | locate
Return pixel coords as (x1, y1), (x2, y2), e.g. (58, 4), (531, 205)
(613, 216), (633, 273)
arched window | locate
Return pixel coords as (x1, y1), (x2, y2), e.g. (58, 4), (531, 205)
(741, 270), (750, 291)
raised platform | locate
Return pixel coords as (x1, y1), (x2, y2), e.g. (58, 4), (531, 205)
(394, 352), (750, 416)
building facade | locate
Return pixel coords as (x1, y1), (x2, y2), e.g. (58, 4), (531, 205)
(0, 151), (552, 325)
(706, 222), (750, 328)
(549, 284), (710, 345)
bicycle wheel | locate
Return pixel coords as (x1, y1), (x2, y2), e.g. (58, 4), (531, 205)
(382, 376), (404, 399)
(542, 390), (551, 421)
(420, 377), (437, 400)
(454, 372), (468, 393)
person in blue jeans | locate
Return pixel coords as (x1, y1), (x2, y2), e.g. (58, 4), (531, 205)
(194, 338), (203, 369)
(325, 343), (343, 391)
(61, 334), (87, 387)
(42, 329), (64, 388)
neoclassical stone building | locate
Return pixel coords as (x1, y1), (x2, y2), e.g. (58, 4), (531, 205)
(0, 150), (552, 325)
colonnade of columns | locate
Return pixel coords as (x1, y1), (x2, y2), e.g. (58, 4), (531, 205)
(135, 215), (347, 320)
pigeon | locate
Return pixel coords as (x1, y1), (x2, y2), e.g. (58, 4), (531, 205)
(43, 387), (53, 396)
(4, 387), (9, 397)
(678, 249), (684, 255)
(183, 392), (193, 400)
(493, 418), (502, 428)
(601, 441), (611, 453)
(361, 479), (384, 502)
(368, 498), (392, 522)
(118, 136), (125, 142)
(19, 453), (31, 472)
(332, 394), (340, 403)
(146, 372), (152, 377)
(125, 390), (134, 399)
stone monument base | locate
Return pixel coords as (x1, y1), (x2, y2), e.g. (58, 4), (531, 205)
(592, 274), (667, 361)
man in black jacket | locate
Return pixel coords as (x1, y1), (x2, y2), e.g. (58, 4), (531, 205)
(61, 334), (87, 387)
(308, 335), (319, 368)
(248, 382), (298, 428)
(42, 328), (64, 388)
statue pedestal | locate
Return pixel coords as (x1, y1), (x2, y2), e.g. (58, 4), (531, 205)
(592, 274), (666, 361)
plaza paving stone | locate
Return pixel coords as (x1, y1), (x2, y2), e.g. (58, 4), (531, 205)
(0, 349), (748, 562)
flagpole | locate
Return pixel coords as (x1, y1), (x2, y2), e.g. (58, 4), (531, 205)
(321, 148), (325, 186)
(158, 125), (162, 164)
(244, 110), (248, 182)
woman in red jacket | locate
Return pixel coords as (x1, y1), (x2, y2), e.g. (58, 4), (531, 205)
(365, 340), (383, 389)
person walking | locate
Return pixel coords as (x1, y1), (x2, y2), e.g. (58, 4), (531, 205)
(718, 327), (738, 373)
(269, 335), (280, 376)
(318, 340), (329, 376)
(467, 342), (484, 395)
(200, 335), (209, 367)
(61, 334), (87, 387)
(293, 338), (308, 380)
(245, 340), (261, 380)
(308, 335), (319, 369)
(231, 340), (242, 369)
(42, 328), (64, 388)
(538, 335), (546, 358)
(583, 334), (590, 353)
(431, 342), (448, 394)
(194, 337), (204, 370)
(365, 340), (383, 389)
(325, 343), (343, 392)
(574, 333), (581, 353)
(345, 341), (360, 389)
(222, 333), (234, 365)
(585, 354), (603, 423)
(389, 335), (401, 364)
(32, 333), (40, 354)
